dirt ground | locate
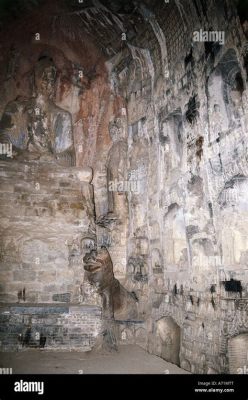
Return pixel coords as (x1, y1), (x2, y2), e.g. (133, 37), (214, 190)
(0, 345), (189, 374)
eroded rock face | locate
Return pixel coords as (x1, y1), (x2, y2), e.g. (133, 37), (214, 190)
(0, 0), (248, 372)
(83, 247), (138, 321)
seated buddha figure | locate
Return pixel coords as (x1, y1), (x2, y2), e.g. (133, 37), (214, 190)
(0, 56), (75, 166)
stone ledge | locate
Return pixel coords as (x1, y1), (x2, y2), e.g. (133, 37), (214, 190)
(0, 303), (102, 315)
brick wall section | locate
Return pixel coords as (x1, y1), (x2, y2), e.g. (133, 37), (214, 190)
(0, 304), (102, 351)
(0, 160), (94, 303)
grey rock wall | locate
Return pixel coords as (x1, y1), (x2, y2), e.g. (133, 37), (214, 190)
(106, 0), (248, 373)
(0, 0), (248, 373)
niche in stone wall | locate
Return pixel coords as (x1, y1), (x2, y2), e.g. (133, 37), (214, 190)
(127, 255), (147, 282)
(163, 204), (188, 268)
(158, 109), (183, 170)
(151, 248), (164, 292)
(155, 317), (181, 366)
(151, 248), (163, 274)
(228, 333), (248, 373)
(207, 49), (245, 143)
(127, 235), (148, 282)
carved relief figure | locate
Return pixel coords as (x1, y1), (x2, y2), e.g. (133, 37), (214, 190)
(0, 56), (75, 166)
(106, 118), (128, 216)
(83, 246), (138, 320)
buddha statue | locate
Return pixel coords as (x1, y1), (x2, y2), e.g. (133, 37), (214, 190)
(0, 55), (75, 166)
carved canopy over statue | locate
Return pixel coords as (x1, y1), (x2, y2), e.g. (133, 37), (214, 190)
(0, 56), (75, 166)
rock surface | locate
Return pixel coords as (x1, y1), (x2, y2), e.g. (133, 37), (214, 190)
(0, 0), (248, 373)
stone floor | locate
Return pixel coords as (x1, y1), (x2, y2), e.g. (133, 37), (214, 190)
(0, 345), (189, 374)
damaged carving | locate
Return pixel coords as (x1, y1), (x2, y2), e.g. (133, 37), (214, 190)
(83, 247), (138, 320)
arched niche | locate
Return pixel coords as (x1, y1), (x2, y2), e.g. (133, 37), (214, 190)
(207, 49), (245, 143)
(228, 333), (248, 373)
(151, 248), (163, 274)
(156, 316), (181, 366)
(127, 255), (147, 281)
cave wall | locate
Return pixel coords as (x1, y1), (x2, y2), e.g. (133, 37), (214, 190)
(0, 0), (248, 371)
(107, 0), (248, 373)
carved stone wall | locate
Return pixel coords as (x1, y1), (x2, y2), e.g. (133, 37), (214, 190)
(0, 0), (248, 372)
(0, 160), (95, 304)
(108, 0), (248, 373)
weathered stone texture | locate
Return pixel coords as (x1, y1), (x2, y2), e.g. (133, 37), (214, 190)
(0, 160), (95, 304)
(0, 304), (102, 351)
(0, 0), (248, 373)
